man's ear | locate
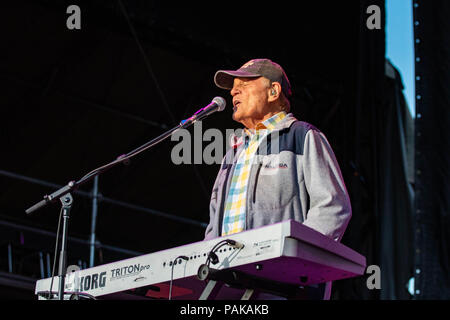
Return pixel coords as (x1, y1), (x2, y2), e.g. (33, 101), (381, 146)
(268, 82), (282, 102)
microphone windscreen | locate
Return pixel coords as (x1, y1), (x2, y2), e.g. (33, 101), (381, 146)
(212, 96), (226, 112)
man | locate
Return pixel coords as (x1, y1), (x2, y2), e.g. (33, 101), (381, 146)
(203, 59), (351, 299)
(205, 58), (351, 241)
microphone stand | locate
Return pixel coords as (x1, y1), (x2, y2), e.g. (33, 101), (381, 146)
(26, 111), (208, 300)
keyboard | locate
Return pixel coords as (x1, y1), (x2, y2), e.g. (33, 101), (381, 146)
(34, 219), (366, 299)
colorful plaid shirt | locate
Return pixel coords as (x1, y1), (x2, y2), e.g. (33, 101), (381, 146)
(221, 111), (287, 235)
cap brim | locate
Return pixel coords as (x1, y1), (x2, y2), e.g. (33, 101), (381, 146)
(214, 70), (261, 90)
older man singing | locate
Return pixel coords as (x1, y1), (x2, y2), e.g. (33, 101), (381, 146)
(204, 59), (352, 299)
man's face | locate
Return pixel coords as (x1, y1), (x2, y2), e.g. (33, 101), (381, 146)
(230, 77), (272, 129)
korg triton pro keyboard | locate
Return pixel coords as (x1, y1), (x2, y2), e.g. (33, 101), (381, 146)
(35, 219), (366, 300)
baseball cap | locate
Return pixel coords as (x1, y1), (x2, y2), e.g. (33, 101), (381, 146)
(214, 58), (292, 98)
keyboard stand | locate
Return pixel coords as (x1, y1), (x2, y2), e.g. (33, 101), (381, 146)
(197, 264), (315, 300)
(199, 280), (225, 300)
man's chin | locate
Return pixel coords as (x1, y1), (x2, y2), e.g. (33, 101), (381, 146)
(232, 111), (241, 122)
(232, 114), (248, 128)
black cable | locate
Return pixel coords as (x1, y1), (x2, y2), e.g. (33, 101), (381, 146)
(168, 255), (189, 300)
(68, 292), (97, 300)
(37, 291), (96, 300)
(205, 240), (228, 267)
(224, 239), (244, 249)
(168, 240), (245, 299)
(205, 239), (244, 267)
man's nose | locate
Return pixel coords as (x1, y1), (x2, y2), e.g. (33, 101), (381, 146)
(230, 86), (239, 96)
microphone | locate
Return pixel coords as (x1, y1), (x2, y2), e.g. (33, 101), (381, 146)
(181, 97), (226, 125)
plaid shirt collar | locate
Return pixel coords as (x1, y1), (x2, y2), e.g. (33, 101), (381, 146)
(243, 111), (287, 140)
(229, 112), (289, 149)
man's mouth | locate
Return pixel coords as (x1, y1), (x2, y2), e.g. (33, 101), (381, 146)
(233, 100), (241, 111)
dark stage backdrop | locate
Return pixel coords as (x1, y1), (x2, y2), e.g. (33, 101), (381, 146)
(413, 0), (450, 300)
(0, 0), (438, 300)
(330, 3), (415, 300)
